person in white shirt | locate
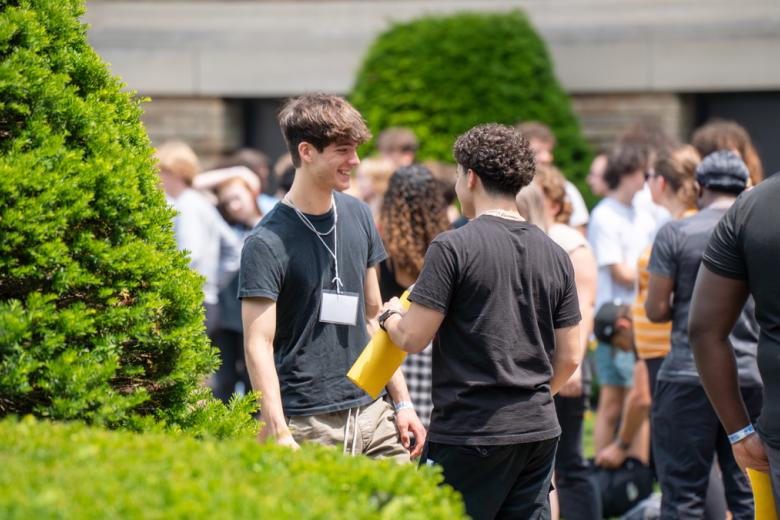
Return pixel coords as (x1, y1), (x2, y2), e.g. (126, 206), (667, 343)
(588, 143), (656, 454)
(156, 141), (241, 337)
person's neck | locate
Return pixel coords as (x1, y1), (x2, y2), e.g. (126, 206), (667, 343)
(165, 183), (187, 200)
(246, 213), (262, 228)
(609, 183), (638, 207)
(662, 196), (690, 219)
(700, 190), (737, 210)
(285, 172), (333, 215)
(474, 193), (523, 219)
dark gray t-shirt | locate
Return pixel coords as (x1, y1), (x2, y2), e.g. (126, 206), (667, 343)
(410, 216), (581, 446)
(238, 192), (386, 416)
(648, 207), (761, 387)
(702, 175), (780, 448)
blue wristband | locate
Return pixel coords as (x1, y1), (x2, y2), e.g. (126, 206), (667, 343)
(728, 424), (755, 444)
(394, 401), (415, 412)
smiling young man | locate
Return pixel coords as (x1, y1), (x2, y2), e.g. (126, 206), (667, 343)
(238, 94), (424, 459)
(380, 123), (583, 519)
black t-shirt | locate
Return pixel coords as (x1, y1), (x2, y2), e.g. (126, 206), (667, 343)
(409, 215), (581, 446)
(237, 192), (387, 416)
(648, 208), (761, 387)
(702, 175), (780, 448)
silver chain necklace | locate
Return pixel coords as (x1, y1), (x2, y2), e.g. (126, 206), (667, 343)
(284, 194), (344, 292)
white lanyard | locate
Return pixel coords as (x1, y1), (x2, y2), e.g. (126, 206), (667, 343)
(285, 194), (344, 293)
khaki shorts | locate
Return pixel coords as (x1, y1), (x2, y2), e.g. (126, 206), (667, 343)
(287, 397), (410, 462)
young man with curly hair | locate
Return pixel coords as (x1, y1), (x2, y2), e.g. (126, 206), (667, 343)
(238, 94), (425, 459)
(380, 123), (584, 519)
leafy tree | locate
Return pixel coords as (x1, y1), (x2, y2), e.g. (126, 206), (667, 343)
(0, 0), (256, 437)
(351, 11), (594, 201)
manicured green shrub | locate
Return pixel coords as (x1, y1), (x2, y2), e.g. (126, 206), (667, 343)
(0, 417), (467, 519)
(351, 11), (593, 201)
(0, 0), (256, 437)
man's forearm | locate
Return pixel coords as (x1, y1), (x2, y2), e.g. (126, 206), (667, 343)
(386, 367), (412, 404)
(693, 336), (751, 433)
(616, 362), (651, 445)
(551, 324), (583, 395)
(245, 340), (289, 438)
(610, 263), (636, 287)
(550, 358), (579, 395)
(689, 267), (752, 435)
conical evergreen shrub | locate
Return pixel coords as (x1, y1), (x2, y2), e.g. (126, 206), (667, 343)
(351, 11), (594, 202)
(0, 0), (257, 437)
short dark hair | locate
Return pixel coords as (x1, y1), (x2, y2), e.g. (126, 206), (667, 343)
(603, 144), (648, 190)
(278, 94), (371, 168)
(453, 123), (536, 196)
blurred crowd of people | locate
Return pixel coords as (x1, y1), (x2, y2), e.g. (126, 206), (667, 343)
(154, 109), (773, 519)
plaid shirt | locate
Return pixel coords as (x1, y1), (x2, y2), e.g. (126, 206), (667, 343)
(401, 343), (433, 428)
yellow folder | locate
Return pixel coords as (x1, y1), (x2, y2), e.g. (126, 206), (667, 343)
(748, 468), (779, 520)
(347, 290), (412, 399)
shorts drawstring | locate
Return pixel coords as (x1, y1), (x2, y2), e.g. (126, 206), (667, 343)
(342, 406), (361, 456)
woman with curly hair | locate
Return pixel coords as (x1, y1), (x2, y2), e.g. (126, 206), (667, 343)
(379, 164), (450, 427)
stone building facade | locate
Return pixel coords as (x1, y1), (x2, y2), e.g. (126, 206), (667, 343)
(85, 0), (780, 173)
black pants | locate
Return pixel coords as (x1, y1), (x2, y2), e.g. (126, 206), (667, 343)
(421, 438), (558, 520)
(653, 381), (762, 519)
(554, 395), (602, 520)
(211, 328), (251, 404)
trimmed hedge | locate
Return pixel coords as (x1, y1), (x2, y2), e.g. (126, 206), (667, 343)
(350, 11), (593, 201)
(0, 417), (467, 519)
(0, 0), (256, 437)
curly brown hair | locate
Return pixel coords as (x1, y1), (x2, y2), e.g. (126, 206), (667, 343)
(380, 165), (450, 279)
(453, 123), (536, 196)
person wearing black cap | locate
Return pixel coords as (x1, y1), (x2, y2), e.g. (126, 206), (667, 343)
(645, 150), (762, 518)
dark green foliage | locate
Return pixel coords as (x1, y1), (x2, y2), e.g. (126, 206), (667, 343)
(350, 11), (593, 201)
(0, 418), (467, 519)
(0, 0), (256, 437)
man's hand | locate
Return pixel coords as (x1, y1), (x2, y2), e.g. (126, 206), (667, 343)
(558, 367), (583, 397)
(275, 434), (301, 451)
(381, 297), (405, 316)
(596, 441), (628, 469)
(257, 420), (299, 450)
(396, 408), (426, 458)
(733, 433), (770, 474)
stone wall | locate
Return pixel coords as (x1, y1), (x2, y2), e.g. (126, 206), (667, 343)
(140, 97), (242, 166)
(571, 93), (695, 153)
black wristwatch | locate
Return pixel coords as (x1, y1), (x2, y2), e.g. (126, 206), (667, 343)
(378, 309), (402, 332)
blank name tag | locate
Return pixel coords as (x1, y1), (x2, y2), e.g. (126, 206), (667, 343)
(319, 290), (359, 326)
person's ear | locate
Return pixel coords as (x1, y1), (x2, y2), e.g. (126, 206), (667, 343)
(298, 142), (315, 164)
(467, 169), (478, 190)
